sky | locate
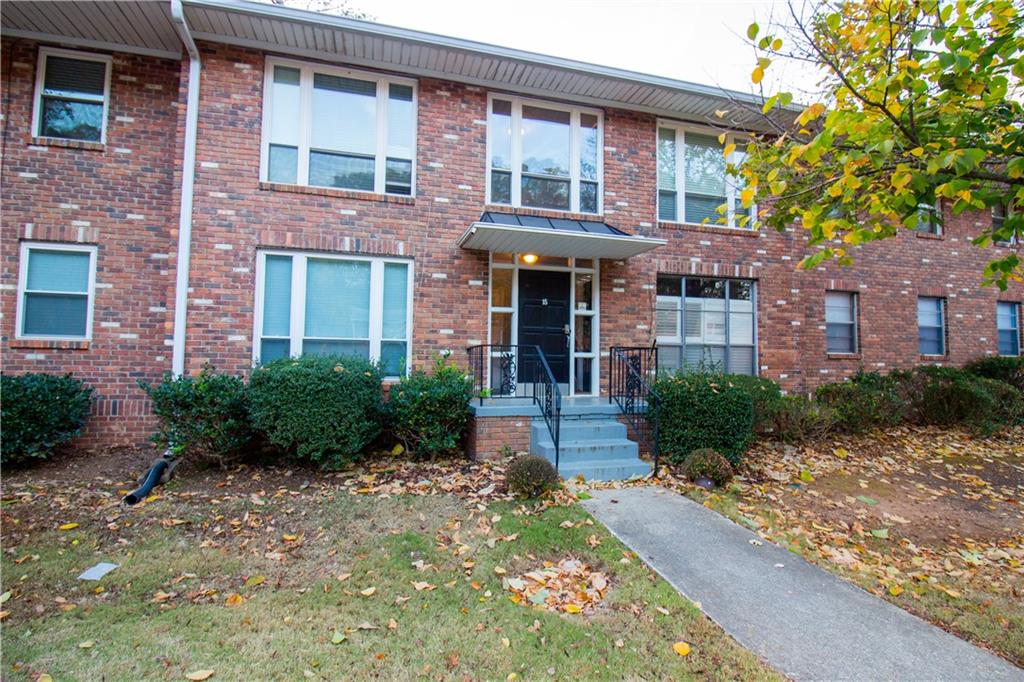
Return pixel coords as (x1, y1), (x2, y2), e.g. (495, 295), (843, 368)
(358, 0), (808, 96)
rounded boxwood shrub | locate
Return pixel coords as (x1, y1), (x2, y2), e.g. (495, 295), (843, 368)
(815, 371), (906, 434)
(506, 454), (560, 498)
(964, 355), (1024, 392)
(1, 373), (93, 465)
(721, 374), (783, 433)
(654, 372), (754, 467)
(680, 448), (734, 486)
(387, 356), (473, 457)
(248, 355), (384, 469)
(139, 365), (252, 466)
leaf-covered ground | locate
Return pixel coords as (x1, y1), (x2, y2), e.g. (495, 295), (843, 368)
(622, 426), (1023, 667)
(1, 451), (780, 681)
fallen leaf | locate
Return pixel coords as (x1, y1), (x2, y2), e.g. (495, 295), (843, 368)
(78, 640), (95, 649)
(224, 593), (245, 607)
(360, 587), (376, 597)
(563, 603), (581, 614)
(245, 575), (265, 587)
(331, 631), (347, 644)
(888, 585), (904, 597)
(856, 495), (879, 506)
(411, 581), (435, 592)
(185, 671), (215, 681)
(59, 523), (80, 531)
(673, 641), (691, 657)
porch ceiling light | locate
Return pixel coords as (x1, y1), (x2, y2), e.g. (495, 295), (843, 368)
(521, 253), (539, 264)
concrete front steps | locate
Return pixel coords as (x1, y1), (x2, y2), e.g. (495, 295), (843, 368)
(531, 412), (652, 481)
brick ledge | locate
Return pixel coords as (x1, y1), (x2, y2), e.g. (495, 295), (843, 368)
(30, 137), (105, 152)
(259, 181), (416, 204)
(9, 338), (91, 350)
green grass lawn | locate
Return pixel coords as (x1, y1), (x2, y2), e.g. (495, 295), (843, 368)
(2, 467), (779, 681)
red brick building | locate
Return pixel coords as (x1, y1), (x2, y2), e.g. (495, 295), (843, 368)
(2, 1), (1021, 454)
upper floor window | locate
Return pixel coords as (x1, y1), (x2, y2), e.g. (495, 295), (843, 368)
(487, 96), (602, 214)
(254, 250), (412, 377)
(657, 124), (754, 228)
(33, 48), (111, 143)
(917, 296), (946, 355)
(261, 58), (416, 196)
(825, 291), (857, 354)
(997, 301), (1021, 356)
(914, 201), (941, 235)
(993, 203), (1017, 246)
(17, 242), (97, 340)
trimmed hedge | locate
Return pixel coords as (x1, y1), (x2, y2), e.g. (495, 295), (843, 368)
(721, 374), (783, 432)
(139, 366), (252, 466)
(899, 365), (1024, 434)
(655, 372), (754, 466)
(765, 395), (838, 443)
(248, 355), (384, 469)
(815, 371), (906, 434)
(1, 373), (93, 465)
(964, 355), (1024, 393)
(387, 356), (473, 457)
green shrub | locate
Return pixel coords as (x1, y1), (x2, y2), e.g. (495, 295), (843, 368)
(506, 454), (560, 498)
(387, 355), (473, 457)
(965, 355), (1024, 392)
(1, 373), (93, 465)
(139, 366), (252, 466)
(248, 355), (384, 469)
(898, 366), (1024, 434)
(721, 374), (783, 432)
(680, 448), (734, 486)
(765, 395), (838, 443)
(654, 372), (754, 467)
(815, 371), (906, 433)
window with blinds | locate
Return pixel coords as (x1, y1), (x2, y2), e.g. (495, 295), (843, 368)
(487, 96), (603, 214)
(997, 301), (1020, 356)
(17, 243), (96, 339)
(917, 297), (946, 355)
(34, 49), (110, 142)
(655, 275), (756, 375)
(825, 292), (857, 354)
(263, 59), (416, 196)
(657, 125), (754, 228)
(256, 251), (412, 376)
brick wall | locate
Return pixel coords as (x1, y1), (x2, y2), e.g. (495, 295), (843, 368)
(465, 415), (531, 460)
(2, 37), (1022, 453)
(0, 38), (181, 446)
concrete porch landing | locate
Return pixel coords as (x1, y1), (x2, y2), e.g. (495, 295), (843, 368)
(583, 486), (1021, 681)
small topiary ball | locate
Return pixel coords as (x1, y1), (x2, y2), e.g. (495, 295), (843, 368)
(506, 454), (560, 498)
(680, 448), (734, 488)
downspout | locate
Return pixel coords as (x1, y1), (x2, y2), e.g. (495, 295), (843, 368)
(170, 0), (200, 376)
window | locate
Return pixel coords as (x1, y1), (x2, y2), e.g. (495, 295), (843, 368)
(993, 203), (1017, 246)
(917, 297), (946, 355)
(657, 124), (754, 228)
(487, 96), (602, 214)
(261, 58), (416, 195)
(997, 301), (1021, 356)
(825, 292), (857, 353)
(33, 48), (111, 143)
(915, 201), (941, 235)
(655, 275), (756, 374)
(255, 251), (413, 376)
(16, 242), (97, 339)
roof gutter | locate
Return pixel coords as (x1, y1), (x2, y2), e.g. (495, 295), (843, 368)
(170, 0), (200, 376)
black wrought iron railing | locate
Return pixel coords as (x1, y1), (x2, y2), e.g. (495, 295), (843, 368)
(609, 345), (661, 476)
(466, 344), (562, 468)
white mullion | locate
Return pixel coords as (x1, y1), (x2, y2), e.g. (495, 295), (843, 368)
(569, 109), (580, 214)
(568, 268), (576, 395)
(511, 99), (523, 207)
(252, 252), (266, 364)
(374, 78), (388, 195)
(676, 128), (686, 224)
(592, 258), (600, 396)
(368, 259), (384, 363)
(259, 63), (273, 183)
(290, 255), (307, 357)
(297, 66), (313, 185)
(404, 259), (414, 374)
(596, 113), (605, 215)
(725, 134), (736, 228)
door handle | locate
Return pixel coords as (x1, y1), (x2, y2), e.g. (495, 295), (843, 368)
(563, 324), (571, 348)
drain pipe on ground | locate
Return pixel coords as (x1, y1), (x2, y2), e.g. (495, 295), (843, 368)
(169, 0), (200, 377)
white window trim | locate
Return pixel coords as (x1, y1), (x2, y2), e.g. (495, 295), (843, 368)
(259, 56), (417, 197)
(485, 93), (604, 215)
(15, 241), (98, 341)
(918, 296), (946, 356)
(487, 254), (600, 396)
(252, 249), (414, 377)
(656, 120), (756, 230)
(32, 47), (112, 144)
(997, 301), (1021, 357)
(825, 291), (858, 355)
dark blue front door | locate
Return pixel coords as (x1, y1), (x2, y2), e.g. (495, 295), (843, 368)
(518, 270), (570, 383)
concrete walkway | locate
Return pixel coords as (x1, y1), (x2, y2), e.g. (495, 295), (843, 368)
(583, 487), (1022, 682)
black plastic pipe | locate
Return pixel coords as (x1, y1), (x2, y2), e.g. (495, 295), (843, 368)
(123, 459), (170, 505)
